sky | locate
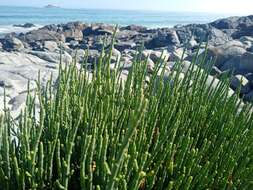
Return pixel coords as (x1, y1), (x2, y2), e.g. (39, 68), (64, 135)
(0, 0), (253, 14)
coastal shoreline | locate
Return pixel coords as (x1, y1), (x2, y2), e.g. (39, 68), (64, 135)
(1, 15), (253, 116)
(0, 6), (230, 30)
(0, 24), (41, 38)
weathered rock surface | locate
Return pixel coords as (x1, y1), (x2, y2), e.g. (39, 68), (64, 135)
(44, 41), (58, 52)
(29, 50), (72, 64)
(145, 29), (180, 48)
(18, 29), (65, 44)
(0, 35), (24, 51)
(0, 52), (60, 117)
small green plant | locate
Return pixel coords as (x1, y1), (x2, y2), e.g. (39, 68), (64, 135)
(0, 43), (253, 190)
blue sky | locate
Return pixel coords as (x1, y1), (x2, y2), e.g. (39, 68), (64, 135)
(0, 0), (253, 14)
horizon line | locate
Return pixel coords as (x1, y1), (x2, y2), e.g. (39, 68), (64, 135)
(0, 4), (249, 16)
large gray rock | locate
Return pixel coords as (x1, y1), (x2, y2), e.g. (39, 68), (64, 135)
(62, 22), (86, 31)
(19, 29), (65, 43)
(210, 16), (253, 40)
(44, 41), (58, 52)
(1, 36), (24, 51)
(64, 29), (83, 42)
(145, 29), (180, 48)
(205, 41), (247, 69)
(176, 24), (230, 46)
(221, 51), (253, 74)
(14, 23), (36, 28)
(210, 16), (253, 30)
(29, 51), (72, 64)
(0, 52), (61, 118)
(116, 30), (140, 41)
(207, 27), (232, 45)
(83, 24), (115, 36)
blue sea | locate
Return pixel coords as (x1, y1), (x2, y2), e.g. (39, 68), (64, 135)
(0, 6), (231, 36)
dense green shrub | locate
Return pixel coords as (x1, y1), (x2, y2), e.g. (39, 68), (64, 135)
(0, 46), (253, 189)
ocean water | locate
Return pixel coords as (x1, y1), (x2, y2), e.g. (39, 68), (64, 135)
(0, 6), (230, 36)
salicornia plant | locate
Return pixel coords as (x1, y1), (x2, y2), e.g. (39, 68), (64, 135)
(0, 41), (253, 190)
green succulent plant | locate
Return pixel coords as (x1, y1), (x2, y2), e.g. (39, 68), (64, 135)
(0, 41), (253, 190)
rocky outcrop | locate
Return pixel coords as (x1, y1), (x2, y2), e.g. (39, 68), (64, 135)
(43, 41), (58, 52)
(61, 22), (85, 42)
(210, 15), (253, 41)
(145, 29), (180, 48)
(29, 50), (72, 64)
(18, 29), (65, 44)
(177, 24), (229, 46)
(0, 52), (60, 117)
(83, 24), (115, 36)
(0, 35), (24, 51)
(210, 15), (253, 30)
(1, 14), (253, 117)
(13, 23), (36, 28)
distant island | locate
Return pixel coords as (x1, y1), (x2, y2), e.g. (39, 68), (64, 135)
(44, 4), (60, 8)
